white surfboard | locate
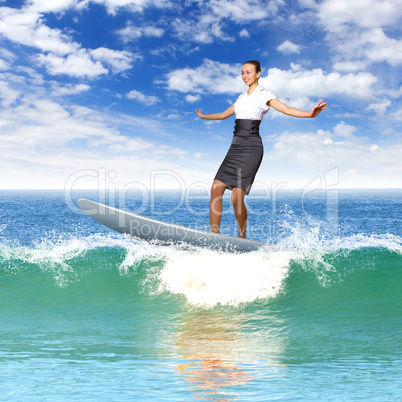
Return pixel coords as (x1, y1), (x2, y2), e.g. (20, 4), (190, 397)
(78, 199), (272, 253)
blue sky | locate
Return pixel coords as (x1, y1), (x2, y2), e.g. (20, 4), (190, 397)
(0, 0), (401, 190)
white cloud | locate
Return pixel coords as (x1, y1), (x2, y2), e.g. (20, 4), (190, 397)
(51, 83), (91, 96)
(389, 108), (402, 122)
(91, 47), (139, 74)
(277, 40), (301, 55)
(167, 58), (243, 94)
(127, 89), (160, 105)
(0, 80), (20, 107)
(164, 112), (181, 120)
(333, 121), (357, 140)
(0, 75), (190, 189)
(185, 94), (201, 103)
(172, 17), (233, 44)
(260, 121), (402, 188)
(171, 0), (284, 44)
(13, 66), (45, 86)
(36, 47), (137, 79)
(0, 4), (139, 78)
(332, 61), (367, 72)
(382, 86), (402, 99)
(261, 64), (377, 100)
(330, 28), (402, 69)
(83, 0), (155, 15)
(311, 0), (402, 67)
(239, 28), (250, 38)
(194, 152), (207, 159)
(106, 136), (159, 153)
(37, 51), (108, 78)
(317, 0), (401, 32)
(0, 47), (16, 71)
(0, 97), (114, 150)
(366, 100), (391, 116)
(0, 6), (78, 55)
(0, 70), (164, 150)
(298, 0), (317, 7)
(364, 101), (402, 122)
(116, 25), (143, 41)
(0, 59), (9, 70)
(208, 0), (282, 23)
(26, 0), (79, 14)
(116, 23), (164, 43)
(359, 28), (402, 66)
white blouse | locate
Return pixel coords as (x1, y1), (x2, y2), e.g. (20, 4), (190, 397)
(234, 86), (276, 121)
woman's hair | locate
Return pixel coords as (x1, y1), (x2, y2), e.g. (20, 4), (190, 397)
(243, 60), (261, 73)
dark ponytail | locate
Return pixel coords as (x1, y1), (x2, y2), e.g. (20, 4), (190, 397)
(243, 60), (261, 73)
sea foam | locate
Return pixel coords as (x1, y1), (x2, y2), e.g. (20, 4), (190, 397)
(157, 246), (293, 308)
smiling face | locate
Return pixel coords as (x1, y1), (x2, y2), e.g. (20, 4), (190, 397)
(241, 63), (260, 87)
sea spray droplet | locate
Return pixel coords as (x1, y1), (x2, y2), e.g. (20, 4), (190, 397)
(158, 248), (293, 308)
(119, 243), (166, 276)
(0, 232), (137, 286)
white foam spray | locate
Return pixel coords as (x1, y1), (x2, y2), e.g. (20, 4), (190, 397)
(157, 247), (293, 308)
(0, 232), (136, 286)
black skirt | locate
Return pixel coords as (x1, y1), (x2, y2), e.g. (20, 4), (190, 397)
(214, 119), (263, 195)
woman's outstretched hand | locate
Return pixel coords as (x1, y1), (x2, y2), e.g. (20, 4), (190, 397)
(310, 100), (328, 118)
(195, 105), (234, 121)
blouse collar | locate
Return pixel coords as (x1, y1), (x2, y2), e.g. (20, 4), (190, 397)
(244, 85), (265, 96)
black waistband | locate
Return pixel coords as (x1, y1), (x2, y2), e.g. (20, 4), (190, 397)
(233, 119), (261, 136)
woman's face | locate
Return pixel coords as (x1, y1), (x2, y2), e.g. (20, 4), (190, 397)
(241, 63), (259, 86)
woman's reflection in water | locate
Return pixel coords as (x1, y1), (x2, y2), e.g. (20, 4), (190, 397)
(175, 310), (254, 401)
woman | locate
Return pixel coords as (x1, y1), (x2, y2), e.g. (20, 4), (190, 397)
(196, 60), (327, 238)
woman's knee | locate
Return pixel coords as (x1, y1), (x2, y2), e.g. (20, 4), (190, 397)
(231, 188), (246, 207)
(211, 181), (226, 198)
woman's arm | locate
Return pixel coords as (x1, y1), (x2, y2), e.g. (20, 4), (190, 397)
(196, 104), (235, 120)
(268, 99), (328, 118)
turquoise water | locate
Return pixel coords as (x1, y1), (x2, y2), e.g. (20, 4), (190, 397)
(1, 190), (401, 400)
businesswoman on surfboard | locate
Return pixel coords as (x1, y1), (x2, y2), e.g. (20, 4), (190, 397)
(196, 60), (327, 238)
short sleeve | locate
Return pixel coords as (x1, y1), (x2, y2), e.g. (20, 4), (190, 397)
(261, 89), (276, 106)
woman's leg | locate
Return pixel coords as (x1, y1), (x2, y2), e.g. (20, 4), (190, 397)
(231, 187), (247, 238)
(210, 180), (226, 233)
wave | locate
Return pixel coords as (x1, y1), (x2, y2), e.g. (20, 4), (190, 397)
(1, 230), (401, 309)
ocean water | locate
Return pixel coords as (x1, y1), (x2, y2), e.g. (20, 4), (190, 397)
(1, 189), (401, 401)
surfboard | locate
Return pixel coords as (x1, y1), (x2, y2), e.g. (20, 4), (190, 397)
(78, 199), (271, 253)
